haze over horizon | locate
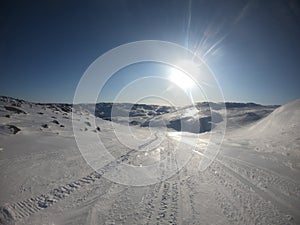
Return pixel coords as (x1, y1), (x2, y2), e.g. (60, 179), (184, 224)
(1, 0), (299, 105)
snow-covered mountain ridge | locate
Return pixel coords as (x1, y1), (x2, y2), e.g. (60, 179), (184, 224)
(0, 96), (280, 134)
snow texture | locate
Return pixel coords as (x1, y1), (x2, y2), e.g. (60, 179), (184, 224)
(0, 96), (299, 225)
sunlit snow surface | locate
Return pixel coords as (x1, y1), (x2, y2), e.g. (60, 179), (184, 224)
(0, 96), (299, 225)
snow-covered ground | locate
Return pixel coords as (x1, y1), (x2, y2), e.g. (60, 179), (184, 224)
(0, 96), (299, 225)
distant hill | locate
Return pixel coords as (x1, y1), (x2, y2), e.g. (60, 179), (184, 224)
(0, 95), (280, 133)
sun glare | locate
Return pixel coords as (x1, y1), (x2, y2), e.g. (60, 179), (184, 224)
(169, 66), (196, 91)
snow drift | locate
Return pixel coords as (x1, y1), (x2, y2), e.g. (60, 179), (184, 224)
(248, 99), (300, 137)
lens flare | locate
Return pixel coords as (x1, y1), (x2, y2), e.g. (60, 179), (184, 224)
(169, 67), (196, 91)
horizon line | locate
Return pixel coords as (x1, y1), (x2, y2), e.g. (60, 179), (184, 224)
(0, 95), (284, 107)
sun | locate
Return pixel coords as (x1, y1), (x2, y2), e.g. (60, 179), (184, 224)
(169, 66), (196, 91)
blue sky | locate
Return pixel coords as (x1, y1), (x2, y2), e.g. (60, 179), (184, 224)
(0, 0), (299, 105)
(98, 62), (205, 106)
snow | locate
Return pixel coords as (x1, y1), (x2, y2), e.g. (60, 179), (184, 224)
(227, 99), (300, 168)
(0, 96), (299, 225)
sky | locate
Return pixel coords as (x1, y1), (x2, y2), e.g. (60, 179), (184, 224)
(98, 62), (205, 106)
(0, 0), (299, 105)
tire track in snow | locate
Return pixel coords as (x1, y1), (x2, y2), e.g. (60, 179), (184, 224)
(219, 154), (300, 185)
(155, 140), (182, 225)
(178, 166), (199, 224)
(138, 140), (182, 225)
(141, 181), (163, 225)
(217, 156), (300, 223)
(0, 133), (160, 224)
(0, 154), (129, 224)
(106, 186), (131, 225)
(144, 180), (180, 225)
(178, 140), (298, 224)
(204, 160), (297, 224)
(219, 155), (300, 200)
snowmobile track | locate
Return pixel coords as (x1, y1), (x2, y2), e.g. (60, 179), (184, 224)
(205, 159), (298, 225)
(0, 134), (162, 224)
(219, 155), (300, 200)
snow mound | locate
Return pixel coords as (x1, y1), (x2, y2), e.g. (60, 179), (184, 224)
(248, 99), (300, 136)
(239, 99), (300, 158)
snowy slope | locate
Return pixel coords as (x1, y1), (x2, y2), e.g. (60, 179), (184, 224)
(228, 99), (300, 159)
(248, 99), (300, 138)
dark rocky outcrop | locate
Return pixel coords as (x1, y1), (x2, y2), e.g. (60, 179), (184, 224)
(41, 124), (48, 128)
(0, 125), (21, 135)
(4, 106), (26, 114)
